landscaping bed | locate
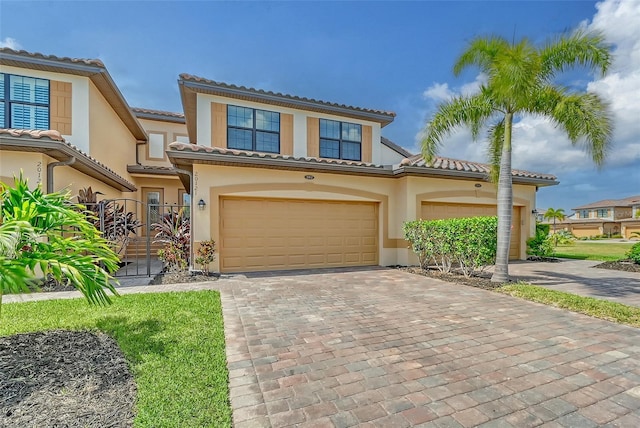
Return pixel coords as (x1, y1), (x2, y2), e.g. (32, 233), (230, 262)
(150, 269), (219, 285)
(594, 259), (640, 273)
(1, 330), (135, 428)
(0, 291), (232, 428)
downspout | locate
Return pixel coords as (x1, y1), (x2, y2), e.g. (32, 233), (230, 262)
(135, 141), (146, 165)
(173, 167), (195, 272)
(46, 157), (76, 193)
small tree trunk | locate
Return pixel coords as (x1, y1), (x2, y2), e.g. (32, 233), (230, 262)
(491, 112), (513, 283)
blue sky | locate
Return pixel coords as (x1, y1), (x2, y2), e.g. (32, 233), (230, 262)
(1, 0), (638, 212)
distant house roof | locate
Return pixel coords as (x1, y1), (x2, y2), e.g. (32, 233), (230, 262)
(0, 129), (136, 191)
(381, 136), (413, 158)
(573, 195), (640, 210)
(166, 142), (558, 189)
(400, 155), (558, 183)
(132, 107), (186, 124)
(0, 48), (147, 141)
(178, 74), (396, 143)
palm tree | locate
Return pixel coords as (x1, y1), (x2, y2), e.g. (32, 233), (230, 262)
(0, 175), (120, 315)
(421, 30), (613, 282)
(544, 208), (566, 246)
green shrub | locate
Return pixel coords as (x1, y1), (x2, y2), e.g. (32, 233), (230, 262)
(527, 227), (554, 257)
(628, 243), (640, 264)
(536, 223), (550, 236)
(403, 216), (497, 277)
(610, 234), (623, 239)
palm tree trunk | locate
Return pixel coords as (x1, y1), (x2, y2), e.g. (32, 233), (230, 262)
(491, 112), (513, 283)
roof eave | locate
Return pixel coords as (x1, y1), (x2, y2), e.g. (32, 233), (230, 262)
(179, 78), (395, 127)
(133, 111), (186, 124)
(127, 164), (179, 176)
(0, 136), (137, 192)
(398, 166), (558, 186)
(0, 50), (147, 142)
(167, 150), (394, 178)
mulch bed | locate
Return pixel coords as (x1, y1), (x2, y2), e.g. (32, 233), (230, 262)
(150, 270), (219, 285)
(594, 259), (640, 273)
(0, 330), (136, 428)
(396, 266), (505, 290)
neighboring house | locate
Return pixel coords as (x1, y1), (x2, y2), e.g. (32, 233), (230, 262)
(1, 48), (559, 273)
(559, 195), (640, 239)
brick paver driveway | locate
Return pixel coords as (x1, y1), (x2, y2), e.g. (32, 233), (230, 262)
(221, 268), (640, 427)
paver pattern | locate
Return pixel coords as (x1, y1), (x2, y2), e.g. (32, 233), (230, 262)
(503, 259), (640, 307)
(221, 268), (640, 427)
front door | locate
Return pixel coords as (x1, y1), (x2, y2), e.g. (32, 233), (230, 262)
(142, 187), (164, 235)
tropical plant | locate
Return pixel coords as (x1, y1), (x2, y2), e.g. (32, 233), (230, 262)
(0, 175), (119, 314)
(544, 208), (566, 246)
(627, 242), (640, 265)
(421, 30), (613, 282)
(195, 240), (217, 274)
(152, 208), (190, 272)
(77, 187), (141, 256)
(527, 228), (554, 258)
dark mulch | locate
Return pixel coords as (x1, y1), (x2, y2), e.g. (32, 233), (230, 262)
(396, 266), (507, 290)
(594, 260), (640, 273)
(0, 330), (136, 428)
(150, 270), (219, 285)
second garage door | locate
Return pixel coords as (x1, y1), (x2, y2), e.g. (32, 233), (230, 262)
(220, 197), (378, 272)
(421, 202), (521, 260)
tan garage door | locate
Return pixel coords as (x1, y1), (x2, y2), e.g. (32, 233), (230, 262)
(220, 197), (378, 272)
(421, 202), (521, 260)
(626, 224), (640, 240)
(571, 226), (601, 238)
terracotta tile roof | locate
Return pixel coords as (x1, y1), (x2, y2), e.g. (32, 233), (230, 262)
(1, 48), (146, 141)
(179, 74), (396, 118)
(0, 128), (136, 191)
(573, 195), (640, 210)
(0, 128), (66, 142)
(132, 107), (185, 123)
(400, 155), (557, 181)
(0, 47), (104, 67)
(168, 142), (385, 169)
(127, 164), (178, 176)
(380, 136), (413, 158)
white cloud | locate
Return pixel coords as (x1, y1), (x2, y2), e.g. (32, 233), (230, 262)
(0, 37), (22, 50)
(422, 83), (453, 102)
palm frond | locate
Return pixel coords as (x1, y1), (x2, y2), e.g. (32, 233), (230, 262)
(550, 92), (613, 166)
(453, 36), (510, 76)
(486, 119), (505, 183)
(421, 93), (495, 163)
(540, 30), (611, 80)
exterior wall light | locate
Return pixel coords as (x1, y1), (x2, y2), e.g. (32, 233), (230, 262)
(474, 183), (482, 188)
(304, 175), (315, 180)
(198, 199), (206, 210)
(532, 209), (539, 215)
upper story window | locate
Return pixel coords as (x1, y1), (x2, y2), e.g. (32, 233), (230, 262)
(596, 209), (608, 218)
(227, 105), (280, 153)
(319, 119), (361, 161)
(147, 132), (166, 160)
(0, 73), (50, 130)
(580, 210), (589, 219)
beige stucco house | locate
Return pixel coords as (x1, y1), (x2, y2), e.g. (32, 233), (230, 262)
(1, 48), (558, 273)
(558, 196), (640, 239)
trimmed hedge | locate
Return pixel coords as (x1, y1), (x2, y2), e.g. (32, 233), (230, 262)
(403, 216), (498, 277)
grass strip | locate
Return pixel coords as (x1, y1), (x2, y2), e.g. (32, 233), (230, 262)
(498, 283), (640, 328)
(0, 291), (232, 427)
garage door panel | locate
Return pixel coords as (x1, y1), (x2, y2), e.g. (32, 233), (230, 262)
(220, 198), (378, 272)
(421, 202), (521, 260)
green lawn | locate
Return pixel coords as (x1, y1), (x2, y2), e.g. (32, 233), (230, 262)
(498, 283), (640, 328)
(553, 241), (634, 261)
(0, 291), (232, 427)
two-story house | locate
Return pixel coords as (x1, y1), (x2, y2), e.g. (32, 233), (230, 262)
(564, 195), (640, 239)
(1, 48), (558, 273)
